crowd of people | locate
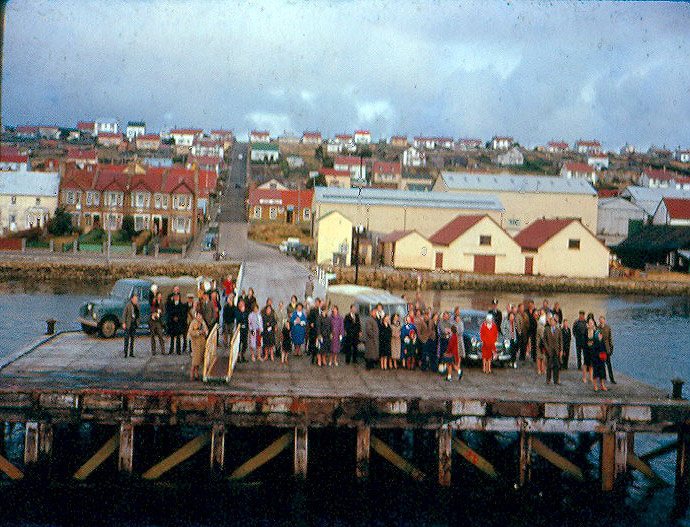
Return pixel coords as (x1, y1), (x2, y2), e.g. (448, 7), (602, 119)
(121, 280), (616, 391)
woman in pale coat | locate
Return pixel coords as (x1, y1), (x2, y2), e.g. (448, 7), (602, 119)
(187, 312), (208, 381)
(248, 304), (263, 362)
(390, 313), (402, 369)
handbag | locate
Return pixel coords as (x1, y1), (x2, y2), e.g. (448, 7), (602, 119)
(599, 351), (607, 361)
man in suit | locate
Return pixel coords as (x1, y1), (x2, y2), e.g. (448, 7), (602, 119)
(122, 293), (140, 358)
(572, 311), (587, 370)
(363, 308), (379, 370)
(307, 298), (321, 364)
(543, 315), (563, 385)
(343, 304), (361, 364)
(599, 315), (616, 384)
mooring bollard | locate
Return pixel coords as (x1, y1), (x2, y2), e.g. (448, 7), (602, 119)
(45, 319), (56, 335)
(672, 378), (685, 400)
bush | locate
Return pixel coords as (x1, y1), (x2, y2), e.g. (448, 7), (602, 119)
(121, 215), (136, 241)
(47, 207), (73, 236)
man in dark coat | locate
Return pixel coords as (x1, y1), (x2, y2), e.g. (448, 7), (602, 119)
(560, 318), (572, 369)
(527, 301), (537, 362)
(235, 299), (249, 362)
(543, 315), (563, 384)
(148, 291), (165, 356)
(572, 311), (587, 370)
(222, 295), (236, 348)
(489, 298), (503, 334)
(307, 298), (321, 364)
(122, 293), (139, 358)
(599, 315), (616, 383)
(343, 304), (361, 364)
(364, 308), (380, 370)
(166, 288), (186, 355)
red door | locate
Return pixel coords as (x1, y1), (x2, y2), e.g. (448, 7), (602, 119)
(435, 252), (444, 269)
(524, 256), (534, 276)
(473, 254), (496, 274)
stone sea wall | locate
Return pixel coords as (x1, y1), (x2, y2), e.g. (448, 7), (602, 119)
(0, 261), (240, 283)
(331, 267), (690, 296)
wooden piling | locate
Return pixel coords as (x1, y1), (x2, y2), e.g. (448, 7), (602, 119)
(452, 438), (498, 479)
(210, 423), (225, 471)
(294, 426), (308, 479)
(438, 427), (452, 486)
(356, 425), (370, 480)
(601, 431), (628, 491)
(531, 437), (584, 481)
(118, 422), (134, 474)
(39, 422), (53, 458)
(519, 431), (531, 487)
(23, 422), (39, 465)
(675, 430), (690, 507)
(0, 421), (5, 457)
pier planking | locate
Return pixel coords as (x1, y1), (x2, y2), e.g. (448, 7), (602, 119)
(1, 331), (688, 433)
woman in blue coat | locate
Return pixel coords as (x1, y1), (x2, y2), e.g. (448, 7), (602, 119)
(290, 303), (307, 356)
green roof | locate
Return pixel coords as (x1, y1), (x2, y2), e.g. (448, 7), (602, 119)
(252, 143), (279, 152)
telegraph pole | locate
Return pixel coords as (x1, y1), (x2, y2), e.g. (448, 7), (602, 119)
(0, 1), (7, 134)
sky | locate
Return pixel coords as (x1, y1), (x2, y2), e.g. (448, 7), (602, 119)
(2, 0), (690, 150)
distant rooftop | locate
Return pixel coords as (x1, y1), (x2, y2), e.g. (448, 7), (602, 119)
(0, 171), (60, 197)
(440, 171), (596, 195)
(314, 186), (504, 211)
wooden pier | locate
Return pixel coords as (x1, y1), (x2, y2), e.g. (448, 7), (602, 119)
(2, 331), (690, 507)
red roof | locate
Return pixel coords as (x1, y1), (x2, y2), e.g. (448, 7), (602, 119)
(16, 125), (39, 134)
(514, 218), (576, 251)
(248, 188), (313, 208)
(319, 168), (350, 178)
(565, 162), (595, 173)
(334, 155), (363, 167)
(95, 172), (129, 192)
(597, 188), (620, 198)
(251, 130), (269, 135)
(190, 156), (222, 166)
(354, 130), (370, 135)
(373, 161), (401, 174)
(380, 230), (415, 243)
(67, 149), (98, 160)
(548, 141), (569, 150)
(577, 140), (601, 147)
(589, 153), (608, 159)
(302, 131), (321, 137)
(428, 215), (486, 246)
(171, 128), (202, 135)
(77, 121), (94, 131)
(211, 129), (234, 136)
(663, 198), (690, 220)
(335, 134), (353, 140)
(61, 169), (96, 191)
(98, 132), (122, 139)
(644, 168), (676, 181)
(0, 153), (28, 163)
(137, 134), (160, 141)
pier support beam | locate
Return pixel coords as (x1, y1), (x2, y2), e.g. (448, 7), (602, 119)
(142, 432), (210, 480)
(294, 426), (308, 479)
(438, 427), (452, 486)
(371, 434), (426, 481)
(73, 432), (119, 480)
(24, 422), (39, 465)
(531, 437), (584, 481)
(675, 430), (690, 509)
(519, 431), (532, 487)
(118, 422), (134, 474)
(356, 425), (370, 481)
(210, 423), (225, 472)
(229, 432), (292, 480)
(39, 423), (53, 459)
(601, 432), (628, 491)
(452, 437), (498, 479)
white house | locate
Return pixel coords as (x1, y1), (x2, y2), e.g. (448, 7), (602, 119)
(494, 146), (524, 166)
(547, 141), (569, 154)
(250, 143), (280, 162)
(652, 197), (690, 227)
(0, 171), (60, 233)
(170, 128), (203, 147)
(354, 130), (371, 145)
(250, 130), (270, 143)
(401, 146), (426, 168)
(301, 131), (322, 145)
(575, 140), (602, 154)
(191, 139), (224, 158)
(491, 136), (513, 150)
(560, 162), (597, 185)
(676, 150), (690, 163)
(126, 121), (146, 140)
(0, 153), (30, 172)
(587, 154), (609, 170)
(333, 155), (367, 184)
(95, 118), (119, 136)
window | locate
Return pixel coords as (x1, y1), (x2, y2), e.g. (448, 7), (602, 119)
(479, 235), (492, 246)
(35, 197), (41, 206)
(253, 206), (262, 219)
(568, 238), (581, 250)
(161, 195), (168, 209)
(134, 216), (144, 231)
(269, 207), (277, 219)
(154, 194), (161, 209)
(91, 192), (99, 206)
(85, 213), (92, 226)
(86, 192), (93, 206)
(303, 208), (310, 220)
(11, 195), (16, 205)
(507, 218), (520, 228)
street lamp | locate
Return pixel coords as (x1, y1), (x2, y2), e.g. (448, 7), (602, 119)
(354, 224), (364, 284)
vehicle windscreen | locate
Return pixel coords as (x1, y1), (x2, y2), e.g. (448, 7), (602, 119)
(462, 314), (485, 332)
(110, 282), (132, 298)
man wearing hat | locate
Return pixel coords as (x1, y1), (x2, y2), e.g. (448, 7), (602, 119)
(489, 298), (503, 333)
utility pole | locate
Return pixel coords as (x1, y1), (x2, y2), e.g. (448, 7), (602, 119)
(0, 1), (7, 134)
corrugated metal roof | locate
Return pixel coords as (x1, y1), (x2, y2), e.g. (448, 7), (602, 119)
(441, 171), (596, 195)
(621, 186), (690, 216)
(0, 171), (60, 197)
(314, 186), (504, 211)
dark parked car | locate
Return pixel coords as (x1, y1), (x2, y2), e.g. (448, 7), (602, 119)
(459, 309), (516, 368)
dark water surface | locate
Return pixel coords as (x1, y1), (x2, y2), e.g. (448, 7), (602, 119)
(1, 281), (689, 526)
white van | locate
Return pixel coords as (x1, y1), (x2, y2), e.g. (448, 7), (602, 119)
(326, 284), (407, 319)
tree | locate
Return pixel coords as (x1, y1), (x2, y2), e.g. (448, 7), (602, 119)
(120, 215), (136, 240)
(306, 173), (327, 189)
(314, 145), (324, 161)
(47, 207), (73, 236)
(322, 155), (334, 168)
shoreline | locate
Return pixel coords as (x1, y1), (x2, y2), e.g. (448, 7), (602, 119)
(0, 259), (240, 282)
(329, 266), (690, 296)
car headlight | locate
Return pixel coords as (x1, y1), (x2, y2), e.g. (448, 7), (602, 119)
(87, 303), (93, 312)
(470, 337), (478, 347)
(504, 339), (510, 348)
(92, 311), (98, 319)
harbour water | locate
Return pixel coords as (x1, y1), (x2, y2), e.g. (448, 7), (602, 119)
(1, 280), (689, 526)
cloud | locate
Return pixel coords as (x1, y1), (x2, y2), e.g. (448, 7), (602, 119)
(245, 111), (291, 135)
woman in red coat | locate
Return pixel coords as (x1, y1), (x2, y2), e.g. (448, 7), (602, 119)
(480, 314), (498, 374)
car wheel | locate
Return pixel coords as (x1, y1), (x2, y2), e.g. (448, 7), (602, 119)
(81, 323), (97, 335)
(98, 317), (118, 338)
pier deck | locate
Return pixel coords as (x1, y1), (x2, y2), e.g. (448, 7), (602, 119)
(1, 331), (688, 433)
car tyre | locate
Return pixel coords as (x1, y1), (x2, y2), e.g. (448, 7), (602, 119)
(81, 323), (97, 335)
(98, 317), (118, 338)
